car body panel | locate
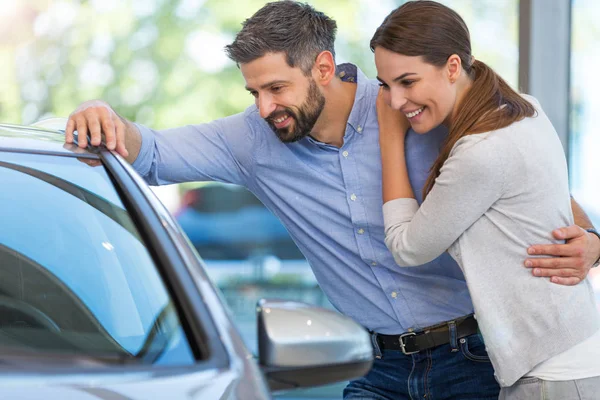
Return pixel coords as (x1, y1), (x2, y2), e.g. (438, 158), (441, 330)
(0, 368), (244, 399)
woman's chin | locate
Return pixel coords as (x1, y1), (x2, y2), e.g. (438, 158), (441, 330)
(411, 123), (433, 134)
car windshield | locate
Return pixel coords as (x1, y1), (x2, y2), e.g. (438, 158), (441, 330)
(0, 151), (195, 366)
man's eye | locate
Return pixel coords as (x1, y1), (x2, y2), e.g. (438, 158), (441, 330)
(249, 91), (258, 98)
(271, 86), (283, 93)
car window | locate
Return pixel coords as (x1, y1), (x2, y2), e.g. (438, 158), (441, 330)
(0, 151), (195, 366)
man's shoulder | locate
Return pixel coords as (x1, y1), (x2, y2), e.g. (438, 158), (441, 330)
(199, 105), (275, 147)
(338, 63), (380, 90)
(239, 105), (281, 142)
(239, 105), (268, 132)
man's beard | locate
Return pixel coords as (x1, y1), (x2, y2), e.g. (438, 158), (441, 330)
(266, 79), (326, 143)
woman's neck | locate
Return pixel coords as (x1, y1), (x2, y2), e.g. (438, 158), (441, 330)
(443, 77), (473, 128)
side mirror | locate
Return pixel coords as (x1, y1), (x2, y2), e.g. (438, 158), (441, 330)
(257, 299), (373, 392)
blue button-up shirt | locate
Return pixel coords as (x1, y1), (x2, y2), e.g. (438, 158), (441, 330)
(133, 64), (474, 334)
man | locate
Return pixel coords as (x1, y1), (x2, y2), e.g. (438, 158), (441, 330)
(65, 2), (600, 398)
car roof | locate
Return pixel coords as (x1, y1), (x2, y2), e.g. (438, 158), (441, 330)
(0, 123), (97, 158)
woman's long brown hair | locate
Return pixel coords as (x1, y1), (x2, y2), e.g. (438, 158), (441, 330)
(370, 0), (536, 199)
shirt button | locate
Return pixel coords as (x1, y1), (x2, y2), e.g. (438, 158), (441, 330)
(350, 194), (357, 201)
(357, 228), (365, 234)
(371, 262), (377, 266)
(391, 292), (397, 298)
(357, 125), (363, 133)
(342, 151), (349, 157)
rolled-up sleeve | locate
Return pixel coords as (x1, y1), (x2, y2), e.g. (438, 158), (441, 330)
(131, 109), (257, 187)
(384, 136), (507, 267)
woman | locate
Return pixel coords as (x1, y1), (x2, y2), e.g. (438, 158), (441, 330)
(371, 1), (600, 398)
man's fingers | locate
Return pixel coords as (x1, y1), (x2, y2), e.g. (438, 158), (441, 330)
(549, 276), (582, 286)
(65, 118), (76, 144)
(530, 267), (585, 285)
(527, 243), (581, 257)
(100, 115), (117, 150)
(552, 225), (585, 240)
(114, 117), (129, 157)
(74, 116), (88, 148)
(529, 265), (582, 277)
(525, 256), (584, 270)
(86, 114), (103, 147)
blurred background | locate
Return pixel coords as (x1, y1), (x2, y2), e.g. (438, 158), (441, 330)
(1, 0), (598, 398)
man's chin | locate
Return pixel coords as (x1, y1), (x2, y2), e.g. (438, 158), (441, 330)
(271, 126), (304, 143)
(276, 132), (304, 143)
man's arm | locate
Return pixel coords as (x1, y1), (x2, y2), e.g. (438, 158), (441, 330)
(525, 197), (600, 286)
(65, 100), (255, 186)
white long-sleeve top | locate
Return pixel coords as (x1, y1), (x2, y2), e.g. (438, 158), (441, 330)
(383, 96), (599, 387)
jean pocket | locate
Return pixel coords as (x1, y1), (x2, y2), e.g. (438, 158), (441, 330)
(459, 334), (491, 363)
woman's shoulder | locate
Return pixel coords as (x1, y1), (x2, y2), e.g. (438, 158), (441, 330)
(519, 93), (541, 108)
(453, 94), (545, 150)
(451, 130), (511, 156)
(449, 129), (521, 176)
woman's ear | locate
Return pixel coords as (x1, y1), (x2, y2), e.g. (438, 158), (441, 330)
(447, 54), (462, 84)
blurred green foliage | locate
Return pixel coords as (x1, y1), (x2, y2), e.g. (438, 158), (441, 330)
(1, 0), (518, 130)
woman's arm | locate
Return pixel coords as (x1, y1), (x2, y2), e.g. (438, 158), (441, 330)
(377, 89), (414, 203)
(377, 91), (505, 266)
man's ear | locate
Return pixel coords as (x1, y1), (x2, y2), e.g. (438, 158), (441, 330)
(313, 51), (336, 85)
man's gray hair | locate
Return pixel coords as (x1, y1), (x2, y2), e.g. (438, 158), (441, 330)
(225, 1), (337, 75)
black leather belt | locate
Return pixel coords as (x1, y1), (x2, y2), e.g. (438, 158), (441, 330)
(375, 314), (478, 355)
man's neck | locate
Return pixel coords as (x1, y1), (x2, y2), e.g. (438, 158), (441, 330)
(310, 77), (357, 148)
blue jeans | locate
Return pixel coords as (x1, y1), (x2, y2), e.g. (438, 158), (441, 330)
(344, 333), (499, 400)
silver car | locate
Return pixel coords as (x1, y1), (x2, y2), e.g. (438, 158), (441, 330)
(0, 121), (373, 399)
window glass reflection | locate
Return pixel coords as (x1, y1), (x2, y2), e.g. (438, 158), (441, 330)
(570, 0), (600, 294)
(0, 151), (194, 366)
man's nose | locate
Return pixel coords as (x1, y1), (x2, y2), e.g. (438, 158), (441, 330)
(257, 95), (277, 119)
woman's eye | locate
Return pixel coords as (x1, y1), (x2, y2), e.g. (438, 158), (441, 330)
(402, 80), (415, 87)
(378, 83), (390, 90)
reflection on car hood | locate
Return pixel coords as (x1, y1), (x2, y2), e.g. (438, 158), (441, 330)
(0, 366), (265, 399)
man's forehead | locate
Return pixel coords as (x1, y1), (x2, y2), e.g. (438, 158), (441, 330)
(240, 53), (306, 87)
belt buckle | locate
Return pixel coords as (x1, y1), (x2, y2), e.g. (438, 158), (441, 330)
(399, 332), (418, 355)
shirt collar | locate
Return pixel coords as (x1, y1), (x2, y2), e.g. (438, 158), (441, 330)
(305, 63), (370, 148)
(337, 63), (369, 135)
